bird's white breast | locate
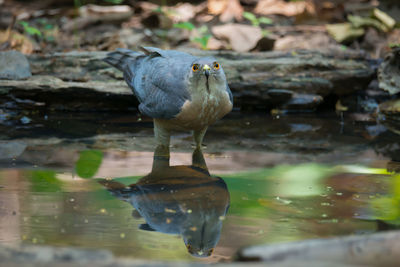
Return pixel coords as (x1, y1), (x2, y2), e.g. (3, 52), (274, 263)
(169, 81), (232, 131)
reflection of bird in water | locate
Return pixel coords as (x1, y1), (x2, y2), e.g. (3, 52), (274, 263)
(99, 148), (230, 257)
(104, 47), (233, 159)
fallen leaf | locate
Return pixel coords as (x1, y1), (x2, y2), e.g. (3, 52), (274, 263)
(373, 8), (396, 30)
(212, 23), (262, 52)
(64, 4), (133, 32)
(274, 32), (336, 51)
(206, 36), (227, 50)
(208, 0), (227, 15)
(170, 2), (207, 23)
(348, 15), (389, 33)
(208, 0), (243, 22)
(255, 0), (315, 17)
(0, 30), (34, 54)
(220, 0), (243, 22)
(326, 23), (365, 43)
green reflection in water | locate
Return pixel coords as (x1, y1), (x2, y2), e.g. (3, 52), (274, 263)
(370, 173), (400, 225)
(29, 170), (62, 192)
(75, 150), (103, 178)
(1, 162), (396, 261)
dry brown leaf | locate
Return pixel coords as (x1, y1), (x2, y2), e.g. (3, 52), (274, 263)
(220, 0), (243, 22)
(274, 32), (335, 51)
(255, 0), (315, 17)
(212, 23), (262, 52)
(171, 2), (207, 23)
(206, 36), (227, 50)
(208, 0), (227, 15)
(0, 30), (34, 54)
(208, 0), (243, 22)
(64, 4), (133, 32)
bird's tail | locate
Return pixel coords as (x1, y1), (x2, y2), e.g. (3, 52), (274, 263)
(103, 48), (143, 72)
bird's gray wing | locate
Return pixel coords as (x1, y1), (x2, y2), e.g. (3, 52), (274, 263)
(226, 83), (233, 105)
(104, 48), (195, 119)
(136, 54), (193, 119)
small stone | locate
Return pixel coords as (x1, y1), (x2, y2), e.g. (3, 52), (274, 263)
(20, 116), (31, 124)
(0, 50), (32, 80)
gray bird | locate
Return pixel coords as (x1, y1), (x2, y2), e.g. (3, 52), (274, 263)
(104, 47), (233, 157)
(99, 149), (230, 258)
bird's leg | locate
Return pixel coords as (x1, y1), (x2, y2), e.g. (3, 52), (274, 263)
(192, 147), (208, 173)
(152, 119), (171, 171)
(152, 145), (170, 171)
(193, 127), (207, 150)
(192, 127), (208, 170)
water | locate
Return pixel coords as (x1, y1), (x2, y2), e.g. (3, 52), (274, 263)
(0, 111), (399, 263)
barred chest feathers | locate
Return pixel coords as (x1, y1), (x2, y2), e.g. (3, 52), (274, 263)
(168, 80), (232, 131)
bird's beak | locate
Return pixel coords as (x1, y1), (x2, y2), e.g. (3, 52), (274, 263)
(203, 65), (210, 78)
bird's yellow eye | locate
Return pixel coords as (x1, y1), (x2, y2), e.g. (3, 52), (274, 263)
(213, 62), (220, 70)
(192, 64), (199, 72)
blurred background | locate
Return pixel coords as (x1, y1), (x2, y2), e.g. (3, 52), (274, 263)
(0, 0), (399, 57)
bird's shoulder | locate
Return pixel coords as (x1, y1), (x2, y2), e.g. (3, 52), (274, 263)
(132, 49), (193, 119)
(140, 46), (195, 61)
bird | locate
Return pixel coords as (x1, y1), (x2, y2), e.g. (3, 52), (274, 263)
(99, 149), (230, 257)
(104, 47), (233, 159)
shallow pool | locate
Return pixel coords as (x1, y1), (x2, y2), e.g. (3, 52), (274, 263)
(0, 111), (399, 263)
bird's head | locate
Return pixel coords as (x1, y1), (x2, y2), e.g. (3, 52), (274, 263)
(182, 218), (223, 258)
(187, 57), (226, 93)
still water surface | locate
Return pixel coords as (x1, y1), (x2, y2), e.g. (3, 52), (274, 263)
(0, 112), (399, 262)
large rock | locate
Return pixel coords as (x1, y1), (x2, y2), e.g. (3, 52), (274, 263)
(237, 230), (400, 266)
(379, 99), (400, 135)
(378, 48), (400, 95)
(0, 49), (376, 111)
(0, 50), (32, 80)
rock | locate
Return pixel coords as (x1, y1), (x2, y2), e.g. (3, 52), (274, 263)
(0, 141), (27, 160)
(378, 99), (400, 135)
(378, 48), (400, 95)
(282, 93), (324, 111)
(0, 75), (130, 94)
(0, 244), (113, 265)
(0, 49), (375, 112)
(387, 161), (400, 173)
(0, 50), (32, 80)
(237, 230), (400, 266)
